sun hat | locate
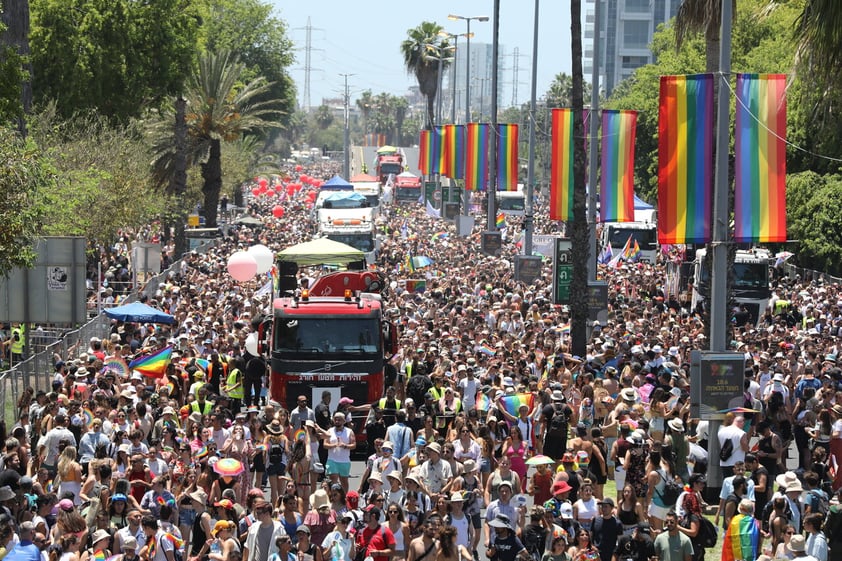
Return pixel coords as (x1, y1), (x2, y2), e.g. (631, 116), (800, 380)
(426, 442), (442, 454)
(310, 488), (330, 510)
(266, 420), (283, 435)
(212, 520), (234, 536)
(462, 459), (478, 473)
(667, 418), (684, 432)
(189, 490), (207, 506)
(488, 514), (513, 530)
(122, 536), (138, 550)
(787, 534), (807, 553)
(91, 529), (110, 544)
(551, 480), (572, 495)
(450, 492), (465, 502)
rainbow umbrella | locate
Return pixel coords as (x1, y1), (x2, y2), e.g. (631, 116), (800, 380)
(102, 358), (129, 378)
(213, 458), (244, 477)
(717, 407), (760, 414)
(526, 455), (555, 466)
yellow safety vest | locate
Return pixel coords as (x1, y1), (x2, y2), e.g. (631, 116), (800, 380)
(378, 398), (401, 410)
(10, 327), (24, 355)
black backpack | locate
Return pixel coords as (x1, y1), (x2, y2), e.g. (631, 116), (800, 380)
(657, 470), (683, 504)
(549, 404), (568, 434)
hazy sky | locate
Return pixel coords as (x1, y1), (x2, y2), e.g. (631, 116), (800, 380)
(270, 0), (573, 109)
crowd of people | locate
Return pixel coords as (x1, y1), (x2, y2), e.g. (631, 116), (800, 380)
(1, 158), (842, 561)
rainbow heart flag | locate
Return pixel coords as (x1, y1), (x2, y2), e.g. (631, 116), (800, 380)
(128, 345), (172, 379)
(499, 393), (535, 418)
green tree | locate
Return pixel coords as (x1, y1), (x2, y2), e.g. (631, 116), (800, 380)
(29, 0), (200, 121)
(787, 172), (842, 275)
(401, 21), (450, 130)
(150, 50), (283, 228)
(200, 0), (296, 125)
(356, 90), (374, 136)
(675, 0), (734, 72)
(394, 97), (408, 145)
(0, 127), (54, 277)
(0, 5), (32, 134)
(313, 105), (334, 130)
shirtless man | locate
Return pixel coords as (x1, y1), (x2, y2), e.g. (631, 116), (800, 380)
(406, 514), (442, 561)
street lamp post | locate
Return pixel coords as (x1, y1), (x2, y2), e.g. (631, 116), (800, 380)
(449, 14), (489, 218)
(448, 14), (488, 124)
(439, 31), (474, 124)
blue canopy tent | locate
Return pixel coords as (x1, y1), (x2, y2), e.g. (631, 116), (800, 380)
(104, 302), (175, 324)
(633, 194), (653, 209)
(320, 175), (354, 190)
(324, 191), (365, 202)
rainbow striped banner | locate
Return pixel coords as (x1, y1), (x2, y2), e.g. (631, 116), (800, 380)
(496, 123), (519, 191)
(657, 74), (713, 244)
(444, 124), (466, 179)
(734, 73), (787, 243)
(418, 129), (430, 175)
(600, 110), (637, 222)
(550, 109), (574, 221)
(475, 392), (491, 411)
(465, 123), (490, 191)
(128, 345), (172, 379)
(722, 514), (760, 561)
(431, 126), (446, 175)
(496, 212), (506, 229)
(499, 393), (535, 418)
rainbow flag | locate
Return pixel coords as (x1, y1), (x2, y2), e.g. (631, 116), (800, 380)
(600, 110), (637, 222)
(550, 109), (574, 221)
(93, 550), (106, 561)
(431, 126), (446, 175)
(444, 124), (466, 179)
(657, 74), (713, 244)
(477, 344), (496, 356)
(722, 514), (760, 561)
(734, 73), (787, 243)
(496, 212), (506, 229)
(499, 393), (535, 418)
(496, 123), (519, 191)
(404, 254), (415, 273)
(405, 279), (426, 293)
(418, 129), (431, 175)
(128, 345), (172, 379)
(629, 239), (641, 261)
(465, 123), (490, 191)
(430, 231), (449, 242)
(475, 392), (491, 411)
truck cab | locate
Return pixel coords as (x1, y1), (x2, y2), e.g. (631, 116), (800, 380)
(394, 173), (422, 204)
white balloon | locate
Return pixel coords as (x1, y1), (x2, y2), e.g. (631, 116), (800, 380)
(245, 332), (259, 355)
(227, 251), (258, 282)
(248, 244), (275, 275)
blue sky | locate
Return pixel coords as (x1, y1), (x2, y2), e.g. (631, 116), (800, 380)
(270, 0), (572, 109)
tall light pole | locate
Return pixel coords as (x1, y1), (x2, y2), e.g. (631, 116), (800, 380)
(523, 0), (539, 256)
(340, 73), (354, 179)
(448, 14), (489, 124)
(439, 31), (473, 124)
(449, 14), (488, 216)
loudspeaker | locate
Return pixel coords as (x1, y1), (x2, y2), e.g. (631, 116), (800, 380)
(444, 203), (460, 220)
(278, 261), (298, 276)
(347, 260), (365, 271)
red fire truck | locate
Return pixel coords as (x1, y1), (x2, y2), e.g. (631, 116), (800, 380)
(375, 152), (404, 185)
(267, 271), (397, 433)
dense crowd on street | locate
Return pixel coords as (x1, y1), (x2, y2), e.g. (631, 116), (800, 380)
(2, 158), (842, 561)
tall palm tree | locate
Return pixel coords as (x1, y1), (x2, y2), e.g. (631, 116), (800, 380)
(401, 21), (450, 130)
(356, 90), (374, 136)
(674, 0), (734, 73)
(394, 97), (408, 145)
(150, 50), (282, 227)
(569, 0), (589, 356)
(793, 0), (842, 86)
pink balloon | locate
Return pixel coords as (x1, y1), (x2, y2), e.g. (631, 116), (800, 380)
(227, 251), (258, 282)
(272, 205), (285, 218)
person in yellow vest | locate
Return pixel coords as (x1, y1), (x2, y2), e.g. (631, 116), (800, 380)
(377, 386), (401, 427)
(8, 323), (25, 366)
(190, 386), (215, 416)
(224, 357), (245, 414)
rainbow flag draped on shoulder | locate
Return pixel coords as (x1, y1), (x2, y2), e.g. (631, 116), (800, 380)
(128, 345), (172, 379)
(721, 514), (760, 561)
(499, 393), (535, 418)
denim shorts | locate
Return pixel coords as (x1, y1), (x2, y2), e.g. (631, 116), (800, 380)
(179, 508), (196, 527)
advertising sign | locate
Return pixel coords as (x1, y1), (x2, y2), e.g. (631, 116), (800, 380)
(690, 351), (747, 420)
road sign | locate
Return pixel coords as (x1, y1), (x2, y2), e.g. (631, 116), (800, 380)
(552, 238), (572, 304)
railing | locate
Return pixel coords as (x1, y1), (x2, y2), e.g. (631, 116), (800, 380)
(0, 237), (218, 428)
(779, 261), (842, 286)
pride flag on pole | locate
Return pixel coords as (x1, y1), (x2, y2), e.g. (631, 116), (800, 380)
(600, 110), (637, 222)
(496, 212), (506, 229)
(128, 345), (172, 379)
(721, 514), (761, 561)
(550, 109), (574, 221)
(657, 74), (714, 244)
(734, 73), (787, 243)
(496, 123), (519, 191)
(431, 126), (446, 175)
(445, 124), (466, 179)
(465, 123), (490, 191)
(418, 130), (430, 175)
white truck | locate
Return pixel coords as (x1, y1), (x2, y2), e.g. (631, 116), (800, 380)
(351, 175), (382, 216)
(690, 247), (772, 326)
(496, 184), (526, 216)
(317, 207), (379, 265)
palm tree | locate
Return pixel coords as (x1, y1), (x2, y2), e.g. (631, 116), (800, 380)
(314, 105), (334, 129)
(150, 50), (283, 227)
(394, 97), (408, 145)
(356, 90), (374, 136)
(401, 21), (450, 130)
(569, 0), (589, 356)
(793, 0), (842, 86)
(674, 0), (734, 73)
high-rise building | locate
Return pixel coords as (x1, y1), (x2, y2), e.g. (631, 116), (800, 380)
(584, 0), (681, 96)
(445, 42), (504, 122)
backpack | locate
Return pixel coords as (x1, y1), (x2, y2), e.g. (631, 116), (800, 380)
(549, 404), (568, 435)
(719, 438), (734, 462)
(522, 524), (548, 561)
(808, 489), (830, 517)
(656, 470), (683, 505)
(693, 515), (718, 548)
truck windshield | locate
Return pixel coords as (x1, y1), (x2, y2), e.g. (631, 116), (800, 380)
(380, 164), (402, 175)
(607, 226), (656, 248)
(325, 233), (375, 252)
(733, 262), (769, 289)
(497, 195), (525, 211)
(396, 187), (419, 199)
(275, 317), (380, 355)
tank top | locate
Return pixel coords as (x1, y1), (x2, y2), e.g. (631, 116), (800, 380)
(618, 503), (639, 526)
(490, 471), (516, 502)
(389, 522), (405, 551)
(281, 512), (302, 537)
(461, 475), (481, 515)
(191, 513), (208, 555)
